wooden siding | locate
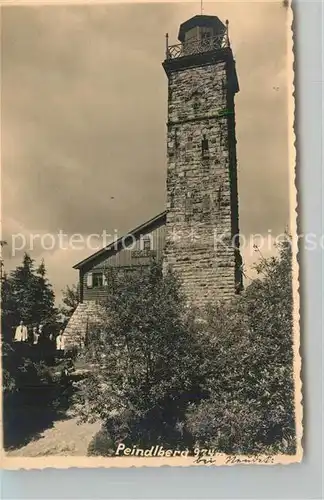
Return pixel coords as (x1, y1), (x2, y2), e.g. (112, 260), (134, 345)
(82, 222), (166, 302)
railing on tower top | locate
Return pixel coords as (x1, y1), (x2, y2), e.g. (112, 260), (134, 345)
(165, 28), (230, 60)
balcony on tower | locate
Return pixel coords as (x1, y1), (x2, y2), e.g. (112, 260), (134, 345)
(165, 15), (229, 60)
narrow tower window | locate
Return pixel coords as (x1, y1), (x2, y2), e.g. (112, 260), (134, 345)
(168, 85), (172, 102)
(169, 191), (174, 209)
(174, 128), (179, 149)
(185, 192), (193, 221)
(202, 194), (210, 212)
(217, 185), (223, 210)
(185, 193), (193, 210)
(201, 134), (209, 158)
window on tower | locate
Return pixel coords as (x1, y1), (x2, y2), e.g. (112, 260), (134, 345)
(217, 185), (223, 210)
(202, 194), (210, 212)
(168, 85), (172, 102)
(185, 193), (193, 221)
(169, 192), (174, 209)
(186, 134), (193, 149)
(201, 135), (209, 158)
(174, 129), (179, 149)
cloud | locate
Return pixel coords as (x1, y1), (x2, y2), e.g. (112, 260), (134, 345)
(1, 2), (291, 299)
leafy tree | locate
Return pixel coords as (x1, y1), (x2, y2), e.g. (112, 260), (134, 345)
(1, 254), (73, 449)
(74, 262), (202, 450)
(186, 236), (296, 454)
(73, 236), (296, 456)
(59, 283), (79, 325)
(1, 253), (59, 397)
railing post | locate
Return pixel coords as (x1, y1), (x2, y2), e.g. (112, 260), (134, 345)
(166, 31), (229, 59)
(165, 33), (169, 59)
(225, 19), (230, 47)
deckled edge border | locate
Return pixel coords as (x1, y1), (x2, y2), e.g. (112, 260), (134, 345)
(0, 0), (303, 470)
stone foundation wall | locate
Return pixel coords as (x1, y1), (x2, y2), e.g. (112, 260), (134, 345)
(63, 301), (106, 350)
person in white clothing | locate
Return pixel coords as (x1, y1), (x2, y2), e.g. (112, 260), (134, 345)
(32, 326), (40, 345)
(56, 330), (65, 351)
(14, 320), (28, 342)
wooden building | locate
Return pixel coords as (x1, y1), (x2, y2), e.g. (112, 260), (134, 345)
(75, 211), (166, 303)
(63, 212), (166, 348)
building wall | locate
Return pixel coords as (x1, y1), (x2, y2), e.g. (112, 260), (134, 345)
(63, 301), (106, 351)
(82, 222), (166, 302)
(64, 219), (166, 347)
(164, 55), (242, 306)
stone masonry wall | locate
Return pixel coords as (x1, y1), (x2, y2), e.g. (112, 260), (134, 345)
(165, 59), (240, 307)
(63, 301), (106, 350)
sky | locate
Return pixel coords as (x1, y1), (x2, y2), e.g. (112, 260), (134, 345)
(1, 1), (291, 303)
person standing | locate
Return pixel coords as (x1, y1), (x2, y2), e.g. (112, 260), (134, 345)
(38, 324), (44, 338)
(32, 326), (40, 345)
(56, 330), (65, 351)
(14, 320), (28, 342)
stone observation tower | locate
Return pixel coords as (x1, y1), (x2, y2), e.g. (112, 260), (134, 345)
(63, 14), (244, 348)
(162, 15), (243, 306)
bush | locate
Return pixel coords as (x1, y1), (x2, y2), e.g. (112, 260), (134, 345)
(74, 238), (296, 456)
(2, 340), (74, 449)
(74, 261), (202, 449)
(87, 427), (115, 456)
(2, 342), (17, 393)
(2, 356), (57, 448)
(186, 237), (296, 454)
(65, 345), (79, 362)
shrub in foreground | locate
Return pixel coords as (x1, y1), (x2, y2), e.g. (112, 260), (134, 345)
(77, 238), (296, 456)
(87, 428), (115, 457)
(186, 238), (296, 454)
(74, 262), (203, 451)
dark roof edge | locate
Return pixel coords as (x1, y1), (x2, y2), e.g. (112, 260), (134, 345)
(73, 210), (167, 270)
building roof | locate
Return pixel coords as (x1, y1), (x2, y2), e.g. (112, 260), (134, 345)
(178, 15), (226, 42)
(73, 211), (167, 270)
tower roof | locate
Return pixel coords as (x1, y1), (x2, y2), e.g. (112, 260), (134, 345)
(178, 15), (226, 42)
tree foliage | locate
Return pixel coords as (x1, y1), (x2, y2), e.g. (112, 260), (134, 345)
(78, 237), (296, 456)
(1, 253), (58, 340)
(59, 283), (79, 325)
(2, 347), (73, 449)
(74, 262), (202, 449)
(1, 253), (59, 402)
(186, 237), (296, 454)
(1, 254), (76, 449)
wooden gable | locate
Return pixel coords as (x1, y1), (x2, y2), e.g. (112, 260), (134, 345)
(75, 212), (166, 302)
